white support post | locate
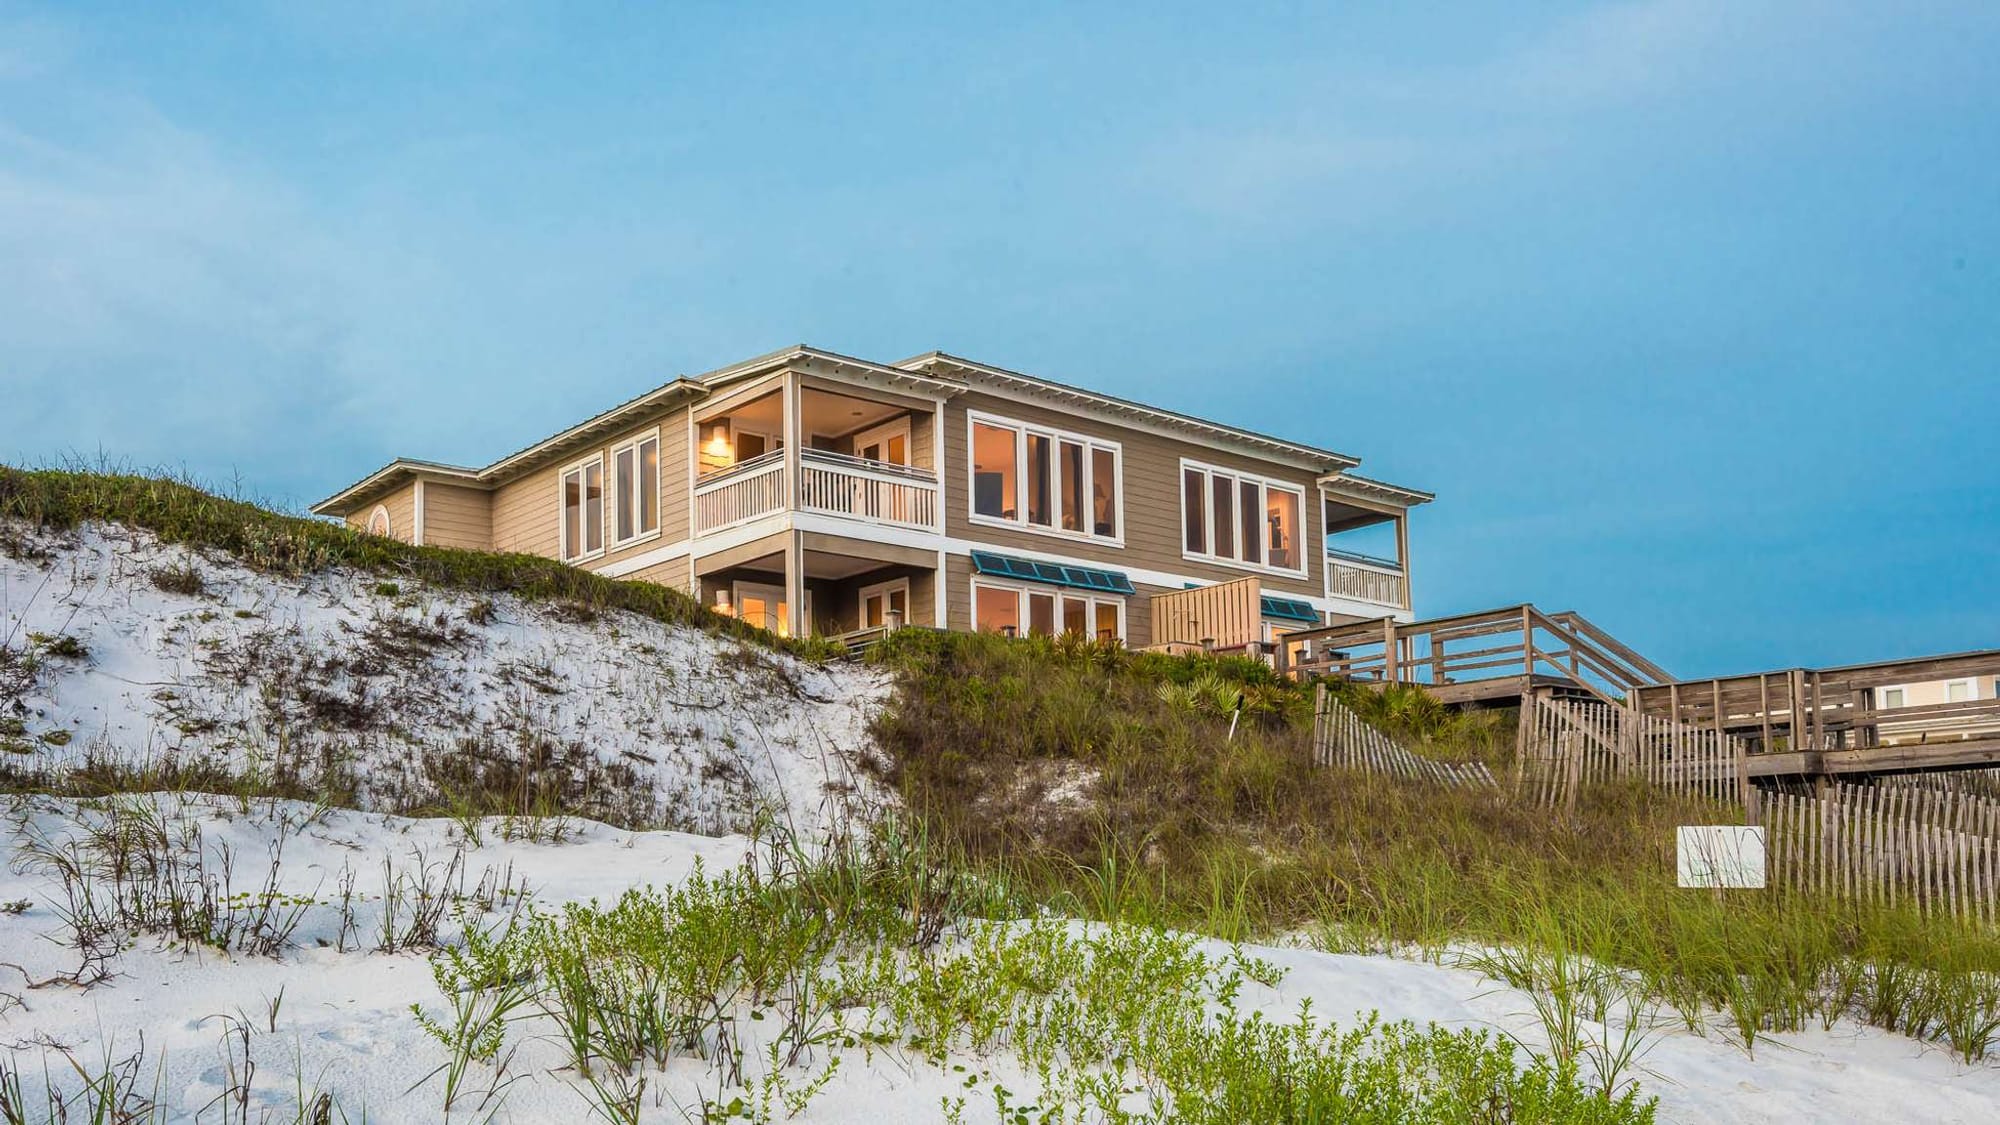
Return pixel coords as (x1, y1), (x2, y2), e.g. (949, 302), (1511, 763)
(1395, 511), (1412, 612)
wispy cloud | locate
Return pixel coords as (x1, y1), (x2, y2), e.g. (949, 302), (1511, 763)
(0, 88), (381, 499)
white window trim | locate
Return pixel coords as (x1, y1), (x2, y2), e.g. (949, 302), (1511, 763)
(851, 418), (914, 466)
(609, 427), (664, 550)
(1178, 458), (1309, 580)
(858, 577), (912, 628)
(1943, 678), (1975, 704)
(1877, 684), (1910, 710)
(969, 576), (1125, 642)
(365, 504), (392, 538)
(558, 452), (608, 563)
(965, 410), (1124, 548)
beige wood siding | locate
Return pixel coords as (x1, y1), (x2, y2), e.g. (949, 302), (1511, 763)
(942, 391), (1323, 599)
(421, 483), (492, 550)
(621, 556), (690, 592)
(909, 410), (935, 472)
(491, 463), (561, 557)
(347, 484), (417, 544)
(487, 405), (693, 563)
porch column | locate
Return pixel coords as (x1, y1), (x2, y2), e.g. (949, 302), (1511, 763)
(785, 531), (806, 639)
(782, 369), (800, 508)
(1394, 512), (1412, 611)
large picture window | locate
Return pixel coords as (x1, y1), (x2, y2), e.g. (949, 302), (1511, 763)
(611, 431), (661, 545)
(970, 579), (1125, 642)
(561, 455), (606, 561)
(969, 413), (1120, 542)
(1180, 460), (1306, 576)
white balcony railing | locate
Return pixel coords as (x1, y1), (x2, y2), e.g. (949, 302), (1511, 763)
(1326, 551), (1408, 610)
(797, 449), (938, 531)
(693, 448), (940, 536)
(694, 450), (786, 533)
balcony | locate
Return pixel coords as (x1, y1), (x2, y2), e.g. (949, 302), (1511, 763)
(695, 448), (940, 536)
(1326, 549), (1408, 611)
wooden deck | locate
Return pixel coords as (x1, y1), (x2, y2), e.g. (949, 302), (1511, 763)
(1280, 606), (2000, 782)
(1280, 605), (1670, 707)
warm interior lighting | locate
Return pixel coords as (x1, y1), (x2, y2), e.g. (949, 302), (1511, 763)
(704, 421), (732, 457)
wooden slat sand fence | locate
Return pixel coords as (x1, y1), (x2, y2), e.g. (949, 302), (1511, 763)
(1521, 696), (1748, 811)
(1763, 781), (2000, 924)
(1311, 685), (1498, 789)
(1878, 768), (2000, 801)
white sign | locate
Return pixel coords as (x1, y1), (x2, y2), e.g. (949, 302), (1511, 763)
(1677, 826), (1766, 889)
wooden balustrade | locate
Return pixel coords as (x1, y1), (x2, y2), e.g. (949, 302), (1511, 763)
(1326, 554), (1408, 609)
(795, 449), (938, 531)
(693, 452), (787, 533)
(694, 449), (940, 535)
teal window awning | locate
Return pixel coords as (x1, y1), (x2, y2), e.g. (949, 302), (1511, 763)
(970, 550), (1137, 595)
(1260, 595), (1320, 624)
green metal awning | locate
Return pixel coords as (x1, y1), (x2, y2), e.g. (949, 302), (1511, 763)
(1260, 595), (1321, 624)
(970, 551), (1137, 595)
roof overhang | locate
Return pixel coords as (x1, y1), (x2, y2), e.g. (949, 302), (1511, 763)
(310, 459), (481, 517)
(899, 352), (1361, 472)
(1318, 471), (1433, 509)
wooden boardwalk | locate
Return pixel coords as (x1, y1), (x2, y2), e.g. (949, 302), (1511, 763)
(1280, 606), (2000, 782)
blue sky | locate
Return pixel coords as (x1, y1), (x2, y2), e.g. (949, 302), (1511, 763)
(2, 2), (1995, 675)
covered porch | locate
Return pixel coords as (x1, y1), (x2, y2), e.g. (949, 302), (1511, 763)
(1318, 474), (1425, 618)
(690, 365), (948, 538)
(694, 528), (938, 640)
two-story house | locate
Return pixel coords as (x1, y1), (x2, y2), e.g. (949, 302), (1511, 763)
(311, 346), (1429, 646)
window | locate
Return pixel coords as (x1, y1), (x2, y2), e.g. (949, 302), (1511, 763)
(973, 422), (1019, 520)
(1059, 440), (1085, 533)
(365, 505), (392, 538)
(1945, 680), (1973, 703)
(1091, 447), (1117, 537)
(860, 579), (911, 629)
(561, 455), (606, 561)
(732, 581), (801, 638)
(1182, 468), (1206, 553)
(968, 413), (1120, 542)
(1880, 687), (1906, 710)
(974, 582), (1021, 635)
(971, 579), (1124, 642)
(1026, 433), (1051, 526)
(1266, 487), (1301, 571)
(612, 432), (661, 545)
(1181, 460), (1307, 575)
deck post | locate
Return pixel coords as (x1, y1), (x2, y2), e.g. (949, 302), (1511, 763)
(1519, 606), (1534, 684)
(1382, 618), (1399, 683)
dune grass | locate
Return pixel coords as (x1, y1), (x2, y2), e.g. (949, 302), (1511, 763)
(0, 464), (839, 660)
(865, 628), (2000, 1062)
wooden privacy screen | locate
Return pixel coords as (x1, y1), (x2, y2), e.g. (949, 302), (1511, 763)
(1150, 576), (1262, 651)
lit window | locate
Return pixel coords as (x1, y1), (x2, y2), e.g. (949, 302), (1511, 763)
(972, 580), (1123, 642)
(561, 456), (605, 561)
(1181, 460), (1306, 574)
(1266, 487), (1301, 571)
(973, 422), (1018, 521)
(974, 582), (1021, 634)
(970, 414), (1120, 541)
(1027, 591), (1056, 636)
